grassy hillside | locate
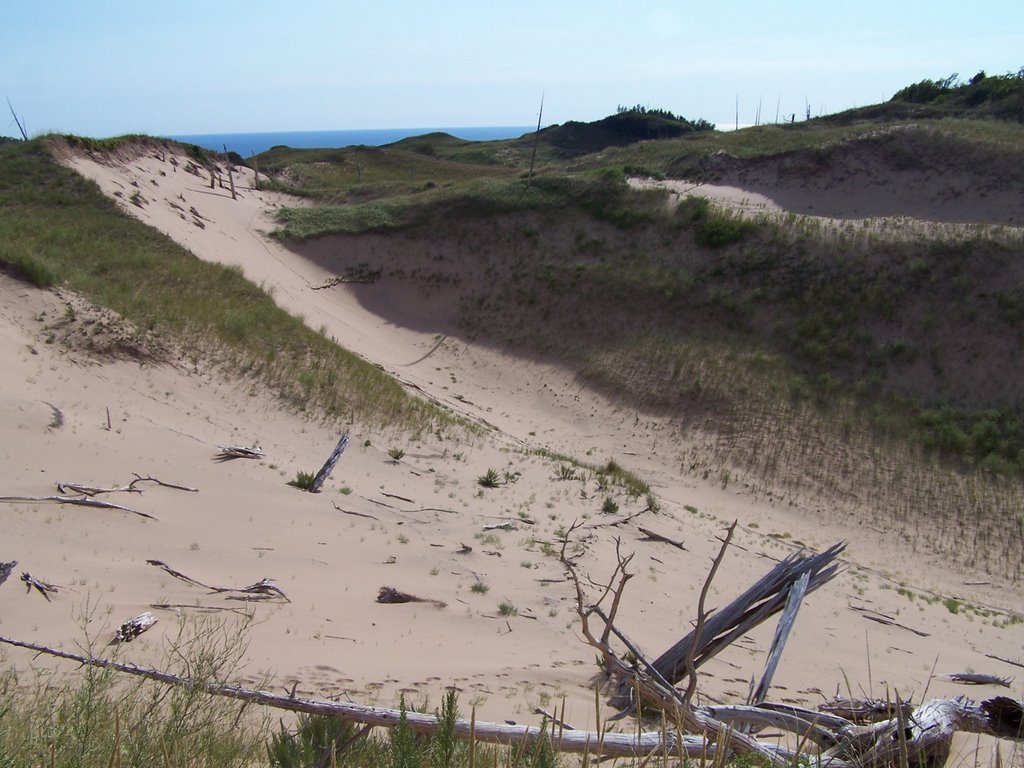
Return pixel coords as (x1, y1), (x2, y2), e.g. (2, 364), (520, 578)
(254, 104), (1024, 581)
(0, 137), (453, 434)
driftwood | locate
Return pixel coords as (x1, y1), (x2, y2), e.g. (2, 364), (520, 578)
(0, 560), (16, 588)
(2, 521), (1023, 768)
(0, 494), (155, 520)
(820, 697), (913, 723)
(21, 572), (58, 601)
(57, 474), (198, 496)
(214, 445), (263, 461)
(944, 672), (1013, 687)
(112, 612), (157, 644)
(644, 541), (846, 692)
(146, 560), (289, 602)
(310, 434), (349, 493)
(0, 635), (727, 759)
(376, 586), (446, 608)
(636, 527), (685, 549)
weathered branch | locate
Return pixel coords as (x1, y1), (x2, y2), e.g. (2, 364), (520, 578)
(0, 636), (729, 759)
(0, 494), (155, 519)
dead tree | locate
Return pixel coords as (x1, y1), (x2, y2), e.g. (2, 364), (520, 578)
(7, 98), (28, 140)
(222, 145), (237, 200)
(309, 433), (349, 493)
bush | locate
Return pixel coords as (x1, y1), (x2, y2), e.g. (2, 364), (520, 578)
(287, 470), (315, 490)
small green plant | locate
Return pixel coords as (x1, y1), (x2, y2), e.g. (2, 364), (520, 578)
(477, 468), (501, 488)
(287, 470), (316, 490)
(601, 496), (619, 514)
(944, 597), (963, 615)
(387, 447), (405, 462)
(339, 486), (353, 495)
(470, 581), (489, 594)
(396, 533), (409, 544)
(556, 464), (577, 481)
(498, 601), (518, 617)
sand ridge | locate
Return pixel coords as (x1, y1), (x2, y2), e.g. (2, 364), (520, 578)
(1, 145), (1020, 759)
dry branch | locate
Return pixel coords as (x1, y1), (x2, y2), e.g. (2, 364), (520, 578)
(0, 494), (155, 519)
(636, 527), (685, 549)
(0, 635), (742, 759)
(21, 572), (58, 601)
(146, 560), (289, 601)
(944, 672), (1012, 687)
(57, 474), (197, 497)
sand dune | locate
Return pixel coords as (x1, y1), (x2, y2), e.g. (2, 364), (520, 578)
(1, 144), (1020, 761)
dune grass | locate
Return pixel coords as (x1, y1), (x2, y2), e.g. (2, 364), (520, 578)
(0, 138), (454, 433)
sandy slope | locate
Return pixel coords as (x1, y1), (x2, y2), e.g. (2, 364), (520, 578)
(1, 145), (1021, 760)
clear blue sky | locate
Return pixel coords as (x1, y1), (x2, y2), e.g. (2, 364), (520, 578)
(3, 1), (1022, 138)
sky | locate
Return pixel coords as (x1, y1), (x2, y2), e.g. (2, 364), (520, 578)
(2, 1), (1022, 138)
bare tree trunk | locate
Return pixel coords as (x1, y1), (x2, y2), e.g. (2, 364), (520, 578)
(7, 98), (28, 140)
(526, 92), (544, 189)
(223, 145), (237, 200)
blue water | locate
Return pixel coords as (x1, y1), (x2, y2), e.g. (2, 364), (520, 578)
(169, 126), (532, 156)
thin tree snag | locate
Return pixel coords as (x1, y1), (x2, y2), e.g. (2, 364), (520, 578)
(222, 145), (237, 200)
(682, 521), (737, 713)
(21, 572), (58, 601)
(310, 434), (349, 493)
(0, 494), (155, 520)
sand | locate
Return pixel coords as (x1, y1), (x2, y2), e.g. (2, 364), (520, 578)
(1, 145), (1021, 762)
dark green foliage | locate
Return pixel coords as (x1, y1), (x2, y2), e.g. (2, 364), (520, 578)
(477, 468), (501, 488)
(889, 69), (1024, 121)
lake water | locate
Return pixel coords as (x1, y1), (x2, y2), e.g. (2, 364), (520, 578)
(169, 126), (533, 156)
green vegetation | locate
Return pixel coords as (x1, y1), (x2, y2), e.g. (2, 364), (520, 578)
(287, 470), (316, 490)
(0, 138), (451, 433)
(477, 468), (501, 488)
(0, 617), (267, 767)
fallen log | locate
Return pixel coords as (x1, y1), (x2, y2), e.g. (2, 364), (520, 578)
(0, 635), (730, 759)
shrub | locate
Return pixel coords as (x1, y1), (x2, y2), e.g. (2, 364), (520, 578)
(477, 468), (501, 488)
(287, 470), (315, 490)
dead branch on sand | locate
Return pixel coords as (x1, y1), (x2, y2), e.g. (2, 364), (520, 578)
(1, 525), (1021, 767)
(213, 445), (263, 461)
(376, 586), (447, 609)
(21, 572), (59, 601)
(0, 494), (155, 520)
(146, 560), (289, 602)
(57, 474), (198, 496)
